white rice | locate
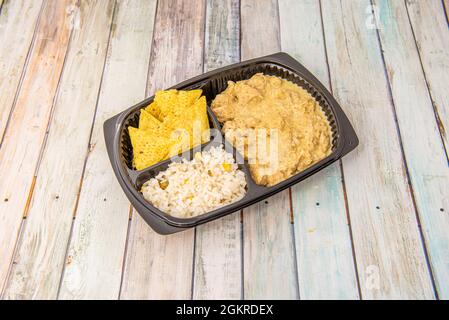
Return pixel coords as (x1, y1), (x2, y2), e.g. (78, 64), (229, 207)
(141, 145), (247, 218)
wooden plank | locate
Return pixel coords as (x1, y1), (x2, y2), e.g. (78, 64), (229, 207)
(0, 0), (74, 293)
(57, 0), (157, 300)
(193, 0), (241, 300)
(374, 0), (449, 299)
(119, 0), (206, 300)
(240, 0), (298, 299)
(278, 0), (359, 300)
(320, 0), (434, 299)
(405, 0), (449, 157)
(3, 0), (115, 300)
(0, 0), (44, 140)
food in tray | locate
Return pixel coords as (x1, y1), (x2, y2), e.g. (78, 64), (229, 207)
(129, 89), (210, 170)
(141, 146), (247, 218)
(211, 73), (332, 186)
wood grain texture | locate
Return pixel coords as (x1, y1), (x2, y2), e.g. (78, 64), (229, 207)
(0, 0), (74, 293)
(120, 0), (206, 300)
(374, 0), (449, 299)
(240, 0), (298, 300)
(278, 0), (359, 299)
(3, 0), (115, 300)
(57, 0), (157, 300)
(321, 0), (434, 299)
(193, 0), (241, 300)
(0, 0), (44, 139)
(203, 0), (240, 70)
(405, 0), (449, 158)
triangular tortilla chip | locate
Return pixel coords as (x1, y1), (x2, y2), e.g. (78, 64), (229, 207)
(154, 89), (178, 117)
(157, 89), (203, 118)
(193, 96), (210, 139)
(139, 109), (171, 137)
(129, 127), (170, 170)
(177, 89), (202, 109)
(163, 96), (210, 146)
(145, 101), (161, 120)
(129, 89), (210, 169)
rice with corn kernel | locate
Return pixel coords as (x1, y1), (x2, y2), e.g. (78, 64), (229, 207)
(141, 146), (247, 218)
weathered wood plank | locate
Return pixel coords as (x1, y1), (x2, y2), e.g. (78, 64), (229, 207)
(241, 0), (297, 300)
(203, 0), (240, 70)
(278, 0), (359, 300)
(3, 0), (115, 300)
(0, 0), (74, 293)
(193, 0), (241, 300)
(374, 0), (449, 299)
(57, 0), (157, 300)
(320, 0), (434, 299)
(0, 0), (44, 139)
(120, 0), (206, 300)
(405, 0), (449, 157)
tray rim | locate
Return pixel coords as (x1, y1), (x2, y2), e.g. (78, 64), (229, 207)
(103, 52), (359, 230)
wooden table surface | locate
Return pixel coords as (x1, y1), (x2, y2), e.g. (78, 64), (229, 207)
(0, 0), (448, 300)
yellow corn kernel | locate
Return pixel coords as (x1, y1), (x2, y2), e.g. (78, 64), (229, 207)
(158, 179), (169, 190)
(222, 163), (232, 172)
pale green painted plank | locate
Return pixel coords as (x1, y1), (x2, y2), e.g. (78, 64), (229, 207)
(4, 0), (115, 300)
(120, 0), (206, 299)
(374, 0), (449, 299)
(58, 0), (157, 299)
(193, 0), (242, 300)
(279, 0), (359, 300)
(0, 0), (74, 294)
(321, 0), (434, 299)
(405, 0), (449, 156)
(240, 0), (298, 300)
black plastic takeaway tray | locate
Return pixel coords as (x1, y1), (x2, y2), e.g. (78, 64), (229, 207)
(104, 52), (358, 234)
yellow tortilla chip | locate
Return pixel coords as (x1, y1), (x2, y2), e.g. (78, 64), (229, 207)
(128, 127), (170, 170)
(190, 96), (210, 144)
(145, 101), (161, 120)
(155, 89), (203, 118)
(193, 96), (210, 134)
(154, 90), (178, 117)
(139, 109), (171, 137)
(129, 89), (210, 169)
(163, 96), (210, 145)
(177, 89), (202, 108)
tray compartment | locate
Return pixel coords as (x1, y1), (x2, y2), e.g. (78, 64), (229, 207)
(200, 63), (339, 153)
(120, 100), (221, 171)
(125, 138), (260, 227)
(133, 138), (255, 191)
